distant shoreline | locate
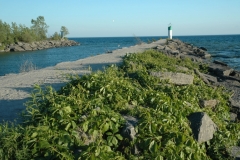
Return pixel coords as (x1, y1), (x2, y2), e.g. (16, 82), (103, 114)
(68, 34), (240, 38)
(0, 39), (79, 53)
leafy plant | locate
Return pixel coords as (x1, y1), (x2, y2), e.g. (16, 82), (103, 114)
(0, 50), (239, 159)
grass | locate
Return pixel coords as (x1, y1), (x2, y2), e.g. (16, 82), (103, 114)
(19, 59), (37, 73)
(0, 50), (239, 159)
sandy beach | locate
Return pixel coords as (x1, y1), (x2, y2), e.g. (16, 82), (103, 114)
(0, 39), (166, 122)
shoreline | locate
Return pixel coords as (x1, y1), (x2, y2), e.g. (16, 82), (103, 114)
(0, 39), (79, 53)
(0, 39), (166, 121)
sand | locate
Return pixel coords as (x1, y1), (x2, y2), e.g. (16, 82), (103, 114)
(0, 39), (166, 122)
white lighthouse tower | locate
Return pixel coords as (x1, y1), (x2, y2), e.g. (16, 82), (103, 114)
(168, 24), (172, 39)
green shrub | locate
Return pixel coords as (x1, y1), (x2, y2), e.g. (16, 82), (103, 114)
(0, 50), (239, 159)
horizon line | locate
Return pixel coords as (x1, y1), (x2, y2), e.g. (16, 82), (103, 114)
(68, 34), (240, 38)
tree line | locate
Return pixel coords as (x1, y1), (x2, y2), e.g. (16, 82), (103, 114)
(0, 16), (69, 47)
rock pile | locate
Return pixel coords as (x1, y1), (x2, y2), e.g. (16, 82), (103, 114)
(1, 39), (79, 52)
(154, 39), (240, 122)
(157, 39), (211, 62)
(149, 39), (240, 151)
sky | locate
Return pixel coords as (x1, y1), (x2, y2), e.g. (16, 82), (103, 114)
(0, 0), (239, 37)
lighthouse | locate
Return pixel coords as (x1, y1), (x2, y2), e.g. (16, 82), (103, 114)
(168, 24), (172, 39)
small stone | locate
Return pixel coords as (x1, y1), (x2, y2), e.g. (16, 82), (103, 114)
(230, 112), (237, 122)
(199, 99), (218, 108)
(229, 146), (240, 159)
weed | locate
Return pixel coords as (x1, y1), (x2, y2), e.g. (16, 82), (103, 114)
(19, 60), (37, 72)
(0, 50), (238, 159)
(133, 34), (143, 45)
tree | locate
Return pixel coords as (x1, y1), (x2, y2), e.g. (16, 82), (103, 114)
(51, 32), (61, 40)
(60, 26), (69, 37)
(31, 16), (49, 40)
(0, 20), (14, 44)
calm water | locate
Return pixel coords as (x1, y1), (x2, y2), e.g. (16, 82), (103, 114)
(0, 35), (240, 76)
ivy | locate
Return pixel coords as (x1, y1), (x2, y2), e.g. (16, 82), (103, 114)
(0, 50), (239, 159)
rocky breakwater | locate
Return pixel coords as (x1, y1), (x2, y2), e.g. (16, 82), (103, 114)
(1, 39), (80, 52)
(152, 39), (240, 157)
(156, 39), (240, 121)
(157, 39), (211, 62)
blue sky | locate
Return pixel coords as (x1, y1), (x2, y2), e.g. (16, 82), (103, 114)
(0, 0), (239, 37)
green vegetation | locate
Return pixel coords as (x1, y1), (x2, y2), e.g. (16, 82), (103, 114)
(61, 26), (69, 37)
(31, 16), (49, 41)
(51, 26), (69, 40)
(1, 50), (240, 159)
(51, 32), (62, 40)
(0, 16), (69, 49)
(19, 59), (37, 73)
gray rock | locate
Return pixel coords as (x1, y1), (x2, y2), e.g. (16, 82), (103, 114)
(202, 73), (218, 84)
(44, 45), (51, 49)
(30, 42), (38, 49)
(164, 46), (171, 51)
(121, 115), (138, 140)
(213, 60), (228, 66)
(16, 42), (23, 46)
(229, 98), (240, 110)
(22, 44), (32, 51)
(170, 50), (179, 55)
(203, 53), (211, 59)
(150, 71), (194, 85)
(49, 41), (55, 45)
(121, 115), (139, 155)
(11, 46), (25, 52)
(4, 48), (10, 52)
(199, 99), (218, 108)
(168, 44), (177, 50)
(194, 69), (210, 85)
(157, 45), (164, 50)
(209, 63), (234, 76)
(232, 71), (240, 77)
(188, 112), (217, 143)
(76, 128), (96, 145)
(179, 47), (191, 53)
(224, 75), (240, 84)
(200, 47), (207, 51)
(176, 65), (189, 72)
(229, 146), (240, 159)
(230, 112), (237, 122)
(37, 47), (44, 50)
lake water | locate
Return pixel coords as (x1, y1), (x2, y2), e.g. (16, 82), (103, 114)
(0, 35), (240, 76)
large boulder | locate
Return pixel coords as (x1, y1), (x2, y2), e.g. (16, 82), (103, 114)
(11, 45), (25, 52)
(200, 47), (207, 51)
(213, 60), (228, 66)
(150, 71), (194, 85)
(202, 73), (218, 84)
(188, 112), (217, 143)
(209, 63), (234, 77)
(193, 48), (211, 58)
(30, 43), (38, 50)
(22, 44), (32, 51)
(16, 42), (23, 46)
